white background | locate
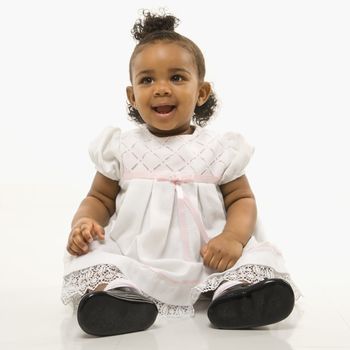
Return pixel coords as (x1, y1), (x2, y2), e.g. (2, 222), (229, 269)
(0, 0), (349, 301)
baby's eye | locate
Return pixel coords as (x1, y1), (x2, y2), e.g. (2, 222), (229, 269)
(140, 77), (153, 84)
(171, 74), (184, 82)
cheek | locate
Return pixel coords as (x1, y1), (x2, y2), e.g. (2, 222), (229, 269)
(184, 93), (199, 109)
(133, 91), (147, 107)
(177, 88), (198, 103)
(135, 89), (150, 101)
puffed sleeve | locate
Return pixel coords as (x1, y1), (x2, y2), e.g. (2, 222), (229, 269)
(218, 132), (254, 185)
(88, 127), (121, 181)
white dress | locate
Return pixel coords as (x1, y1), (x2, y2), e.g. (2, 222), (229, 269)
(62, 125), (300, 316)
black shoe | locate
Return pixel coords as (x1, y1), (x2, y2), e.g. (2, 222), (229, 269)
(207, 278), (295, 329)
(77, 287), (158, 336)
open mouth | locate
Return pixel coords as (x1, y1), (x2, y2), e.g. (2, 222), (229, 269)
(152, 105), (176, 114)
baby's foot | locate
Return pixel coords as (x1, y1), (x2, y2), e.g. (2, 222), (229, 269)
(207, 278), (295, 329)
(77, 287), (158, 336)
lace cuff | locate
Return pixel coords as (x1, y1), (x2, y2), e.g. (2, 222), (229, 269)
(61, 263), (301, 318)
(61, 264), (126, 305)
(191, 264), (301, 303)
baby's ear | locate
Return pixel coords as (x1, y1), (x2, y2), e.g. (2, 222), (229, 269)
(197, 82), (211, 107)
(126, 86), (137, 108)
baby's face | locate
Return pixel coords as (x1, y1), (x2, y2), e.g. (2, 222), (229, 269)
(127, 42), (207, 137)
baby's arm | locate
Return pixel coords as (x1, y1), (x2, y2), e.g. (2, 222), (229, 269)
(67, 172), (120, 256)
(200, 175), (257, 272)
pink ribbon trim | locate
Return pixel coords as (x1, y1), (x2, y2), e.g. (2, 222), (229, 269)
(123, 173), (218, 260)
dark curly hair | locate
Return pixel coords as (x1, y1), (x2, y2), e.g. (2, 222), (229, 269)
(127, 10), (217, 127)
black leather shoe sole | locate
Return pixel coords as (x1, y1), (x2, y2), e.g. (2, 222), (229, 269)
(207, 278), (295, 329)
(77, 288), (158, 336)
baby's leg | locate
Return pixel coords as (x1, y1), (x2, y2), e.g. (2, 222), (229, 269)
(89, 283), (107, 292)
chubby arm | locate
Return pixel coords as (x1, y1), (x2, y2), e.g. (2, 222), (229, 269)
(67, 172), (120, 256)
(220, 175), (257, 246)
(200, 175), (257, 272)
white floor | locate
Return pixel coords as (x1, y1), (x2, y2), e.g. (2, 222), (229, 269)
(1, 285), (350, 350)
(1, 185), (349, 350)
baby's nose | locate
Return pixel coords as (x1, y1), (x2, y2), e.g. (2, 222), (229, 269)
(154, 82), (172, 96)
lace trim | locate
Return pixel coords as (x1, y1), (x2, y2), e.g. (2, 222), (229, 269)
(191, 264), (301, 303)
(61, 264), (195, 316)
(61, 264), (126, 305)
(61, 263), (300, 317)
(147, 297), (195, 318)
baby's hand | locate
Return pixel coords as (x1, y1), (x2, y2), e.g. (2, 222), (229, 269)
(200, 232), (243, 272)
(67, 218), (105, 256)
